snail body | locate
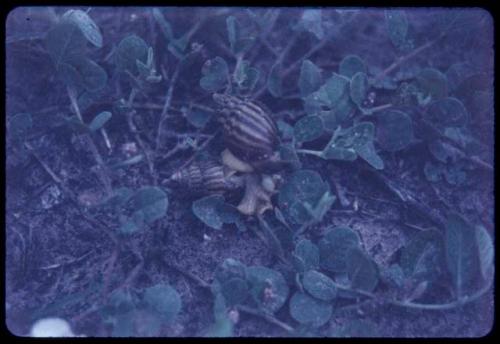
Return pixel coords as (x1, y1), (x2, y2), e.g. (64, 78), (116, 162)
(213, 94), (279, 164)
(169, 160), (243, 195)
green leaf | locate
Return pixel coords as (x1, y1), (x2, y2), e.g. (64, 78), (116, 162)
(185, 108), (213, 128)
(400, 230), (444, 282)
(278, 170), (329, 225)
(152, 8), (174, 41)
(299, 10), (324, 40)
(132, 186), (168, 224)
(355, 141), (384, 170)
(226, 16), (256, 55)
(346, 247), (379, 292)
(115, 35), (149, 75)
(192, 195), (225, 230)
(349, 72), (368, 107)
(226, 16), (237, 53)
(307, 73), (354, 130)
(445, 213), (479, 296)
(61, 9), (102, 48)
(279, 144), (302, 169)
(46, 21), (86, 67)
(89, 111), (112, 132)
(168, 33), (189, 60)
(289, 292), (332, 327)
(321, 122), (375, 160)
(9, 113), (32, 140)
(475, 225), (494, 281)
(339, 55), (366, 79)
(416, 67), (448, 100)
(64, 56), (108, 92)
(220, 278), (249, 306)
(246, 266), (289, 313)
(303, 191), (336, 223)
(385, 10), (408, 49)
(234, 61), (260, 92)
(214, 258), (247, 285)
(376, 110), (413, 152)
(299, 60), (322, 97)
(302, 270), (337, 301)
(142, 283), (182, 323)
(293, 115), (324, 143)
(424, 97), (468, 130)
(206, 316), (234, 337)
(293, 239), (320, 272)
(200, 57), (229, 92)
(319, 226), (360, 273)
(267, 63), (283, 97)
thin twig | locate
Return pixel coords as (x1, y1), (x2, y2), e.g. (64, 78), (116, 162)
(236, 305), (295, 333)
(155, 63), (182, 153)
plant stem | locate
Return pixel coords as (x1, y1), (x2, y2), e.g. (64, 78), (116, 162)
(295, 149), (323, 158)
(236, 305), (295, 333)
(155, 62), (182, 153)
(67, 87), (112, 195)
(125, 87), (158, 184)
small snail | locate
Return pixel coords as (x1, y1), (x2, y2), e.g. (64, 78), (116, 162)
(213, 94), (286, 172)
(167, 159), (244, 195)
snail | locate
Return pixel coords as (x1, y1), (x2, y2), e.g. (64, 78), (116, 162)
(213, 94), (289, 173)
(166, 159), (244, 195)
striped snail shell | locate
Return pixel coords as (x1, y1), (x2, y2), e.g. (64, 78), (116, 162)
(213, 94), (279, 164)
(169, 160), (243, 195)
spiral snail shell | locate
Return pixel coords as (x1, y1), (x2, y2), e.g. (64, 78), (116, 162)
(213, 94), (279, 164)
(168, 160), (243, 195)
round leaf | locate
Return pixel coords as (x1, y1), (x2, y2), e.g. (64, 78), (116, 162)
(350, 72), (368, 106)
(62, 9), (103, 48)
(200, 57), (229, 92)
(89, 111), (112, 132)
(142, 284), (182, 323)
(133, 186), (168, 224)
(293, 239), (320, 272)
(115, 35), (149, 74)
(416, 67), (448, 100)
(400, 230), (444, 282)
(246, 266), (289, 313)
(289, 292), (332, 327)
(192, 195), (225, 230)
(185, 108), (213, 128)
(278, 170), (329, 224)
(475, 225), (494, 281)
(220, 278), (249, 306)
(46, 21), (86, 67)
(267, 63), (283, 97)
(299, 59), (322, 97)
(293, 115), (324, 142)
(339, 55), (366, 79)
(346, 247), (379, 292)
(424, 97), (468, 130)
(385, 10), (408, 49)
(319, 226), (360, 273)
(302, 270), (337, 301)
(376, 110), (413, 152)
(445, 213), (479, 296)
